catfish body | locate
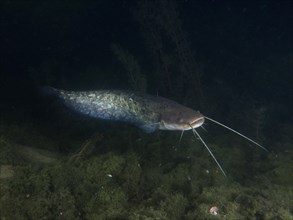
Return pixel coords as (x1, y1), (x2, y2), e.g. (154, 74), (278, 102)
(43, 87), (267, 177)
(44, 87), (204, 133)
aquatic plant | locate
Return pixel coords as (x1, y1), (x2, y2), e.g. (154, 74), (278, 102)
(112, 43), (147, 92)
(85, 185), (128, 219)
(134, 0), (204, 104)
(160, 193), (188, 220)
(0, 117), (292, 219)
(120, 153), (142, 199)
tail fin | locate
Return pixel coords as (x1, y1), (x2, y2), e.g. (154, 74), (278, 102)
(39, 86), (59, 97)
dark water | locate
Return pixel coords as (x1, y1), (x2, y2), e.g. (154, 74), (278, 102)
(0, 1), (292, 219)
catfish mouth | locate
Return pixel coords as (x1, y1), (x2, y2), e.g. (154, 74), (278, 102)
(188, 116), (205, 129)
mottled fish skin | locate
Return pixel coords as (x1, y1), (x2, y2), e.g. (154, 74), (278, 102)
(46, 87), (204, 133)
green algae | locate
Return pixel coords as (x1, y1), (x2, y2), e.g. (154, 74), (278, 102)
(0, 120), (292, 220)
(85, 186), (127, 219)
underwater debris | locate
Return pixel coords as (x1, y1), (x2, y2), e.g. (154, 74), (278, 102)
(209, 206), (220, 218)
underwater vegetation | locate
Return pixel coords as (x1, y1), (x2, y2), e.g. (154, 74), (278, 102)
(112, 44), (147, 93)
(0, 116), (292, 220)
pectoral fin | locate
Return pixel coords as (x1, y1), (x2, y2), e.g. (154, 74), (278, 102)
(139, 122), (160, 133)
